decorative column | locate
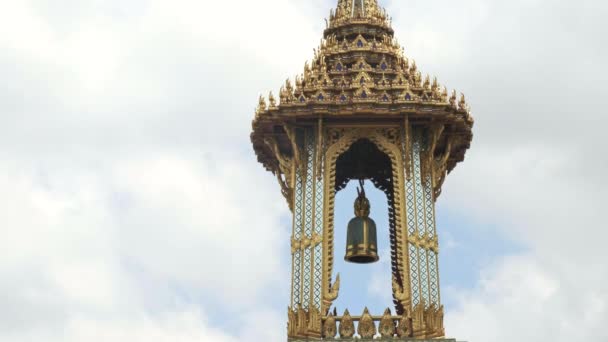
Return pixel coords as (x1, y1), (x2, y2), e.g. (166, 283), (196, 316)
(404, 124), (444, 338)
(288, 126), (325, 338)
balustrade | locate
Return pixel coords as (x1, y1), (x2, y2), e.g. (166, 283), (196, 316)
(321, 308), (411, 339)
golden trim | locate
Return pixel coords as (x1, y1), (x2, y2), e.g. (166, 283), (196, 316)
(404, 116), (412, 181)
(321, 126), (410, 314)
(263, 136), (294, 211)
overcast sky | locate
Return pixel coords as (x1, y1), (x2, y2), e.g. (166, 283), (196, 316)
(1, 0), (607, 341)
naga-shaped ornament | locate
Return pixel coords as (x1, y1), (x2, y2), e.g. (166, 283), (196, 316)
(357, 307), (376, 338)
(324, 273), (340, 302)
(338, 309), (355, 338)
(378, 307), (395, 338)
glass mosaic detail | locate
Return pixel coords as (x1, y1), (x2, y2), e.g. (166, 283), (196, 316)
(313, 244), (323, 308)
(409, 243), (420, 306)
(301, 129), (315, 309)
(292, 145), (304, 307)
(405, 130), (441, 308)
(313, 128), (325, 309)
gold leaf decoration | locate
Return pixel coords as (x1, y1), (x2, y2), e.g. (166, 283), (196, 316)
(322, 313), (336, 339)
(338, 309), (354, 338)
(396, 312), (410, 338)
(357, 307), (376, 339)
(378, 308), (395, 338)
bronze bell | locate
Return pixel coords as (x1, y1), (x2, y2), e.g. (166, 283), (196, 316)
(345, 180), (379, 263)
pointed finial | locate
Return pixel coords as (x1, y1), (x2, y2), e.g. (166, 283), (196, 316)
(268, 91), (276, 108)
(285, 78), (292, 91)
(257, 95), (266, 114)
(459, 92), (468, 111)
(449, 89), (457, 108)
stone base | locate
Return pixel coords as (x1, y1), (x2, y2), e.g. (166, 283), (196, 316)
(289, 339), (462, 342)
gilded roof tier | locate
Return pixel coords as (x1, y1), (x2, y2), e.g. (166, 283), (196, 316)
(251, 0), (473, 180)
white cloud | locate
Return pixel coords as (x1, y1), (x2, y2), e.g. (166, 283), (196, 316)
(0, 149), (288, 340)
(367, 249), (393, 304)
(446, 255), (608, 342)
(5, 308), (237, 342)
(386, 0), (608, 341)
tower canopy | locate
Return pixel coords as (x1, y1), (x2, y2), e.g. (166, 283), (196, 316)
(251, 0), (473, 193)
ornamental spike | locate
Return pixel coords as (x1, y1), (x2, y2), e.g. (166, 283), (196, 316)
(256, 95), (266, 114)
(450, 89), (457, 108)
(459, 92), (468, 111)
(424, 74), (431, 89)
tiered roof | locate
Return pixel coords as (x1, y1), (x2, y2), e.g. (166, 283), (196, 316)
(251, 0), (473, 180)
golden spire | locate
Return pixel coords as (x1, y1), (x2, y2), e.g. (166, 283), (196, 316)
(256, 95), (266, 114)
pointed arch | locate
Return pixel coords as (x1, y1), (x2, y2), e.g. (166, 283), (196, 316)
(322, 127), (411, 315)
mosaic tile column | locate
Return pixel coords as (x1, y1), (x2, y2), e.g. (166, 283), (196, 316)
(291, 127), (324, 310)
(405, 129), (441, 309)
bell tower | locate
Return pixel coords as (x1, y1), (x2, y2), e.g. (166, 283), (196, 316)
(250, 0), (474, 340)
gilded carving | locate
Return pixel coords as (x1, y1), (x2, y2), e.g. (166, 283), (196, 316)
(316, 118), (324, 180)
(297, 306), (308, 336)
(357, 307), (376, 338)
(459, 93), (469, 112)
(322, 313), (337, 339)
(377, 127), (400, 146)
(338, 309), (354, 338)
(392, 276), (410, 309)
(264, 137), (294, 211)
(378, 308), (396, 338)
(287, 307), (297, 337)
(408, 234), (439, 253)
(424, 123), (444, 190)
(432, 137), (453, 199)
(268, 91), (277, 109)
(284, 125), (301, 169)
(396, 314), (410, 338)
(325, 128), (346, 147)
(287, 305), (323, 339)
(307, 306), (322, 337)
(410, 300), (445, 338)
(404, 116), (412, 181)
(291, 237), (301, 254)
(323, 273), (340, 304)
(256, 95), (266, 115)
